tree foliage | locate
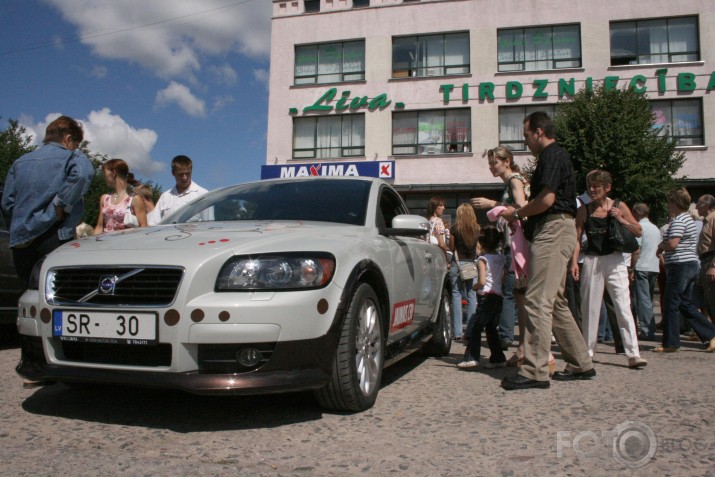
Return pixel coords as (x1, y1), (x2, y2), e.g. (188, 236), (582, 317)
(0, 118), (36, 183)
(552, 85), (685, 223)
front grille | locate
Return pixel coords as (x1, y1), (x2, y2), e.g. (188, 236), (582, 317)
(48, 267), (183, 306)
(61, 341), (172, 367)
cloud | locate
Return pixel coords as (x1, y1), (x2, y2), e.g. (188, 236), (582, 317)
(44, 0), (272, 81)
(23, 109), (163, 177)
(90, 65), (108, 79)
(211, 95), (234, 113)
(253, 68), (269, 89)
(155, 81), (206, 117)
(210, 64), (238, 85)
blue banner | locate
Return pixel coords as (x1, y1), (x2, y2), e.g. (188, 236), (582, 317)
(261, 161), (394, 180)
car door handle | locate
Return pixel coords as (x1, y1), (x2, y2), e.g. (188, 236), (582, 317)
(425, 253), (433, 263)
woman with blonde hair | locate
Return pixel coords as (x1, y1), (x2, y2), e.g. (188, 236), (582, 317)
(449, 203), (480, 340)
(94, 158), (147, 234)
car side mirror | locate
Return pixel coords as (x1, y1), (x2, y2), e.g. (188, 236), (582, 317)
(381, 214), (430, 237)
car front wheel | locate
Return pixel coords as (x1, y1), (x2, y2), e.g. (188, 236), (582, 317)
(315, 283), (384, 412)
(422, 283), (452, 356)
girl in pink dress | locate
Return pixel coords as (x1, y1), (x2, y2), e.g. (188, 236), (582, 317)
(94, 159), (147, 234)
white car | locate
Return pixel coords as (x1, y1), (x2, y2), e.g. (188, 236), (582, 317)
(16, 177), (451, 411)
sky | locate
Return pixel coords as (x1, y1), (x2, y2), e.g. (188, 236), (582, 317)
(0, 0), (273, 192)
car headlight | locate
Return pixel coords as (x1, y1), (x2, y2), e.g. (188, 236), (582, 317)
(216, 253), (335, 291)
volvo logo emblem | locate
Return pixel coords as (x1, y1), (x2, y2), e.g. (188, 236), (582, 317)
(98, 276), (118, 295)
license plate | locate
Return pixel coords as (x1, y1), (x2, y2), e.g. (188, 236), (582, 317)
(52, 310), (157, 345)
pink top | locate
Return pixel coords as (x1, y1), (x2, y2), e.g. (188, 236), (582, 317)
(487, 205), (531, 280)
(101, 194), (132, 233)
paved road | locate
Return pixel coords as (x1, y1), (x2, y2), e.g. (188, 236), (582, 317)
(0, 329), (713, 476)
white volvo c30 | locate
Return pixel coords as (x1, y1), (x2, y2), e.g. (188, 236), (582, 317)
(16, 177), (451, 411)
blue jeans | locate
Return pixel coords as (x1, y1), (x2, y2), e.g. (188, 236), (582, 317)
(498, 247), (516, 344)
(663, 261), (715, 348)
(450, 260), (476, 338)
(633, 270), (658, 339)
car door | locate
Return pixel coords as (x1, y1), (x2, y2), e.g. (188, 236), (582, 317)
(0, 208), (22, 324)
(376, 186), (434, 339)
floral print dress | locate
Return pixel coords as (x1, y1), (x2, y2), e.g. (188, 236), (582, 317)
(101, 194), (132, 232)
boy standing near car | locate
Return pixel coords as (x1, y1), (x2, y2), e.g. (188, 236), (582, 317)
(1, 115), (95, 289)
(149, 155), (210, 225)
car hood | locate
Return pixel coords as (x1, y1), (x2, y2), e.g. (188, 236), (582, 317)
(62, 221), (365, 254)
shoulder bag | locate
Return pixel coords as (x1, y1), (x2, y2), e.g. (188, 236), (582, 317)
(608, 199), (639, 253)
(454, 249), (478, 281)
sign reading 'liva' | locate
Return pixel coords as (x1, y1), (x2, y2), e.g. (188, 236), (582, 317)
(300, 87), (395, 113)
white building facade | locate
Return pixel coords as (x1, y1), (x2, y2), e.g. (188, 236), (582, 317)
(266, 0), (715, 215)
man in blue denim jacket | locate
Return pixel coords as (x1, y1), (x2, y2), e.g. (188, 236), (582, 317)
(1, 115), (95, 289)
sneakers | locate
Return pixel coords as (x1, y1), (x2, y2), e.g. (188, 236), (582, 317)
(484, 361), (506, 369)
(456, 360), (478, 369)
(628, 356), (648, 368)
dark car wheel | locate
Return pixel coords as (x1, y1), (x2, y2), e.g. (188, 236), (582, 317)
(315, 283), (384, 412)
(422, 284), (452, 357)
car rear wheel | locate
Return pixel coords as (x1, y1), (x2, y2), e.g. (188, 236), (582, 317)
(422, 284), (452, 356)
(315, 283), (384, 412)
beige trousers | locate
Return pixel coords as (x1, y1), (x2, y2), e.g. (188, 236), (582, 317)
(521, 216), (593, 381)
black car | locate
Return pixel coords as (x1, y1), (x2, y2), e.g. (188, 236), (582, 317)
(0, 184), (23, 326)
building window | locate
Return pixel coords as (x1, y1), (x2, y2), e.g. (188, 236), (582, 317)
(498, 24), (581, 72)
(650, 99), (703, 146)
(304, 0), (320, 13)
(610, 16), (699, 66)
(392, 32), (469, 78)
(353, 0), (370, 7)
(498, 105), (557, 152)
(293, 114), (365, 159)
(295, 41), (365, 85)
(392, 109), (471, 155)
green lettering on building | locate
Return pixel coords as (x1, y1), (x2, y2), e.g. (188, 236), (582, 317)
(506, 81), (523, 99)
(349, 96), (369, 109)
(677, 72), (696, 92)
(708, 71), (715, 91)
(533, 79), (548, 98)
(629, 75), (647, 94)
(604, 76), (619, 91)
(368, 93), (391, 110)
(586, 77), (593, 92)
(335, 90), (351, 111)
(462, 83), (470, 101)
(557, 78), (575, 98)
(440, 84), (455, 102)
(479, 82), (495, 101)
(302, 87), (393, 113)
(655, 68), (668, 94)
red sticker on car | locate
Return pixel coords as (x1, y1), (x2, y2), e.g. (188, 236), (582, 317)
(390, 299), (416, 333)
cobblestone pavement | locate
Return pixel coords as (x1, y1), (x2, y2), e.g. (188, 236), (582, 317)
(0, 329), (713, 477)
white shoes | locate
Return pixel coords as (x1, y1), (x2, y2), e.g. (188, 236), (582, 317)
(456, 360), (478, 369)
(628, 356), (648, 368)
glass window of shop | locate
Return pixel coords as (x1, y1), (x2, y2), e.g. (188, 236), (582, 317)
(650, 99), (703, 146)
(498, 105), (558, 152)
(293, 114), (365, 159)
(610, 16), (699, 66)
(392, 32), (469, 78)
(295, 41), (365, 85)
(392, 109), (471, 155)
(497, 24), (581, 72)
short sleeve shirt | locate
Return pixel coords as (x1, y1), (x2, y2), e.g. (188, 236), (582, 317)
(528, 142), (577, 220)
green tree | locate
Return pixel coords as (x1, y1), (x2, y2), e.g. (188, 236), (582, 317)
(552, 85), (685, 223)
(0, 118), (37, 183)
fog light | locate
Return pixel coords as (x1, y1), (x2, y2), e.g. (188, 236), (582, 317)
(236, 348), (262, 367)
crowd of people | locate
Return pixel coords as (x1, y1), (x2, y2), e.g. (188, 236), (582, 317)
(432, 111), (715, 391)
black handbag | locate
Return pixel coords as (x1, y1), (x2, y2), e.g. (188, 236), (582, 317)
(608, 199), (639, 253)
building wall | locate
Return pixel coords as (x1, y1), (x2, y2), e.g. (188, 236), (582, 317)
(268, 0), (714, 195)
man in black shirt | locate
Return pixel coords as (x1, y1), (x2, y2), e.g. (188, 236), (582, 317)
(500, 112), (595, 390)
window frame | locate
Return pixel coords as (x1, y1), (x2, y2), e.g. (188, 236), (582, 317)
(304, 0), (320, 13)
(497, 24), (582, 72)
(610, 16), (700, 66)
(498, 105), (558, 152)
(292, 114), (366, 159)
(294, 40), (366, 85)
(392, 32), (470, 78)
(392, 108), (472, 156)
(649, 98), (704, 147)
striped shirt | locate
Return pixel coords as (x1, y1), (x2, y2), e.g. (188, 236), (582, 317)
(663, 213), (699, 264)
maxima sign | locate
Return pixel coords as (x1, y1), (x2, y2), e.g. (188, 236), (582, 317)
(261, 161), (395, 180)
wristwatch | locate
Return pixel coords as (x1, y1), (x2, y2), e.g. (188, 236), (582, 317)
(513, 209), (521, 221)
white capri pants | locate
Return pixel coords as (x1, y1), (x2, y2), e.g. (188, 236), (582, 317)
(580, 252), (641, 358)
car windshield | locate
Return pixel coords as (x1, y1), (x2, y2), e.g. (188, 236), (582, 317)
(164, 179), (372, 226)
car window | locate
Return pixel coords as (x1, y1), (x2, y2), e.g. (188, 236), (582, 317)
(377, 186), (408, 229)
(166, 179), (371, 226)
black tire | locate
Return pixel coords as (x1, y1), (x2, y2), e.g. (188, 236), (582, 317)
(315, 283), (384, 412)
(422, 284), (452, 356)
